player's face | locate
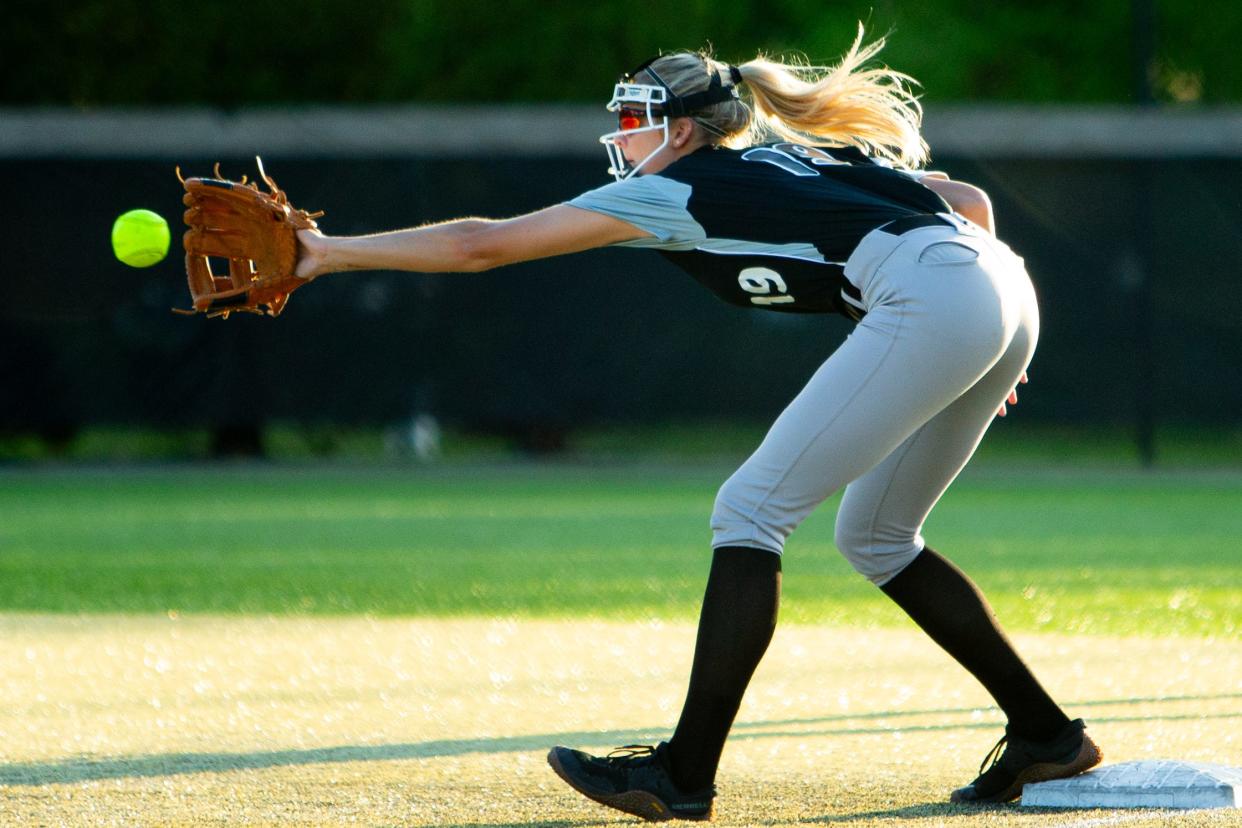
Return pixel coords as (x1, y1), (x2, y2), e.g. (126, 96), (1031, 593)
(600, 82), (673, 180)
(616, 121), (666, 172)
(615, 112), (694, 177)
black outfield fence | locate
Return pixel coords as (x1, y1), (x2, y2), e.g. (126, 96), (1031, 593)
(3, 107), (1240, 454)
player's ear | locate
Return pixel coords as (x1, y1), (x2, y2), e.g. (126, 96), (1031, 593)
(672, 118), (696, 149)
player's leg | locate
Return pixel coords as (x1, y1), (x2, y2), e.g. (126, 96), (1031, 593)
(548, 276), (1013, 818)
(548, 544), (780, 821)
(834, 301), (1059, 730)
(663, 234), (1029, 795)
(548, 228), (1031, 818)
(833, 285), (1101, 802)
(662, 544), (780, 794)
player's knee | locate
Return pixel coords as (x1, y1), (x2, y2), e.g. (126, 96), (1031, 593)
(833, 512), (922, 585)
(709, 474), (788, 555)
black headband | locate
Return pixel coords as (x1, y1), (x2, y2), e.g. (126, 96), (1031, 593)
(620, 56), (740, 117)
(729, 65), (744, 85)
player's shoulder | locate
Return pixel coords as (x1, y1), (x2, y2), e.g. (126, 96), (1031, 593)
(663, 142), (888, 178)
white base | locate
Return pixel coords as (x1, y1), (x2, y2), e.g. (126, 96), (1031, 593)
(1021, 760), (1242, 809)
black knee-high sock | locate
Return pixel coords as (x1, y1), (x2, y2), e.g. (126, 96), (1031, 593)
(665, 546), (781, 792)
(880, 547), (1070, 741)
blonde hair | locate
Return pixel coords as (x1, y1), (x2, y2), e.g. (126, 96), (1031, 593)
(640, 25), (929, 169)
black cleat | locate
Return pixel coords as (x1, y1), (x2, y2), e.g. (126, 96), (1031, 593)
(547, 742), (715, 821)
(951, 718), (1103, 804)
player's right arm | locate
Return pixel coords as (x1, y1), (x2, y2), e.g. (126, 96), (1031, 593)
(295, 204), (650, 280)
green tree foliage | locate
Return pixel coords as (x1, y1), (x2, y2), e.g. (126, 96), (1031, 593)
(6, 0), (1234, 105)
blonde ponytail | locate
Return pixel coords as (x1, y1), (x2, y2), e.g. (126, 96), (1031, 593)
(648, 26), (929, 169)
(733, 26), (929, 168)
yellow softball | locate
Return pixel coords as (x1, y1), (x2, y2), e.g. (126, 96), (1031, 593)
(111, 209), (171, 268)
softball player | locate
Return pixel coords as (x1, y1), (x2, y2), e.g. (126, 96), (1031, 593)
(296, 28), (1102, 820)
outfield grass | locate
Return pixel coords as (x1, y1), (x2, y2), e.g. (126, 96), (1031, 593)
(2, 463), (1239, 637)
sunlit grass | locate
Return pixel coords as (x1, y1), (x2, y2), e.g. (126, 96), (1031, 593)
(2, 464), (1238, 638)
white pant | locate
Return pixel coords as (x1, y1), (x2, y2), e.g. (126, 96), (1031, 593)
(710, 217), (1039, 584)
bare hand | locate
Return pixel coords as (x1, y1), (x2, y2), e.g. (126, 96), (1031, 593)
(996, 371), (1029, 418)
(295, 228), (330, 281)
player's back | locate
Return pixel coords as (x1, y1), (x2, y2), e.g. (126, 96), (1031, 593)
(658, 142), (948, 263)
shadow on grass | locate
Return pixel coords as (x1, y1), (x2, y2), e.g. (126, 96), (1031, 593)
(3, 694), (1238, 787)
(438, 823), (623, 828)
(797, 803), (1178, 824)
(727, 692), (1242, 732)
(796, 803), (1004, 824)
(431, 823), (608, 828)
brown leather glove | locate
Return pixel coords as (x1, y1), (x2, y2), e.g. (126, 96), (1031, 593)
(177, 157), (323, 318)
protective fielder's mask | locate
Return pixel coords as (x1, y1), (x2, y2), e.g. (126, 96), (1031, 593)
(599, 56), (739, 181)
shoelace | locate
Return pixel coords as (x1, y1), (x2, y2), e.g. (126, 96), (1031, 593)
(978, 733), (1009, 774)
(606, 744), (658, 764)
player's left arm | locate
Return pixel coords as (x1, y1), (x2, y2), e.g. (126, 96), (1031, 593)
(919, 175), (996, 234)
(295, 205), (650, 279)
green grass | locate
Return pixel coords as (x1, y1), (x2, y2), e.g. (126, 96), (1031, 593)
(6, 421), (1242, 466)
(2, 463), (1239, 637)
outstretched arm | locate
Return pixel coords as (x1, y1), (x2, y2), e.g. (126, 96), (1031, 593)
(295, 205), (649, 279)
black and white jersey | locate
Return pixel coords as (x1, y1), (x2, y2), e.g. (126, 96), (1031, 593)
(567, 142), (950, 318)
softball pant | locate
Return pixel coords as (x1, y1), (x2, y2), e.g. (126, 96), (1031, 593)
(710, 215), (1039, 584)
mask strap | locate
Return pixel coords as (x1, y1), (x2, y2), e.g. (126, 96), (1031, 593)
(621, 56), (739, 118)
(672, 69), (739, 116)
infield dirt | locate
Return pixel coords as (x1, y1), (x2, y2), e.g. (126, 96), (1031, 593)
(1, 615), (1239, 826)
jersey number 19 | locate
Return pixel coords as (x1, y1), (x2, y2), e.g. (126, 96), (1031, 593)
(738, 267), (795, 306)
